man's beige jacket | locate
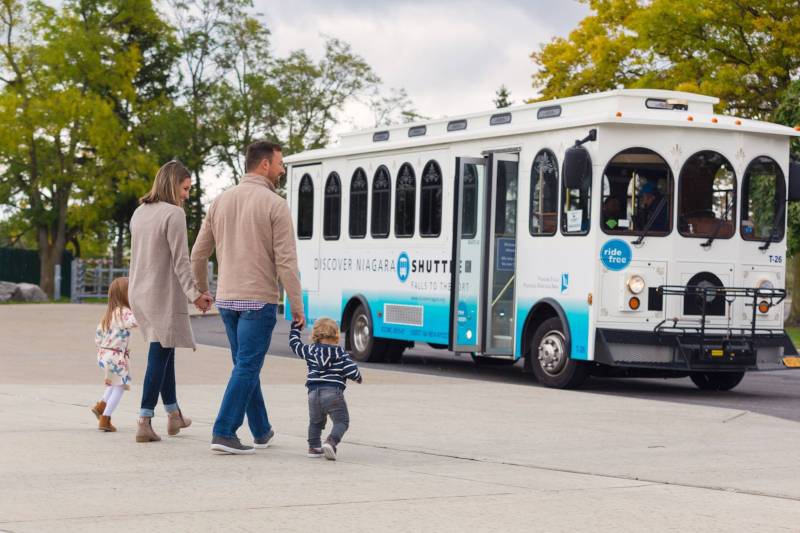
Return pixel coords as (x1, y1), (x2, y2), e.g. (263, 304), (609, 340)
(191, 174), (304, 316)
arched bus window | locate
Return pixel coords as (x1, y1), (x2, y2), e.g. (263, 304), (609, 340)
(395, 163), (416, 238)
(601, 148), (672, 235)
(349, 168), (368, 239)
(561, 151), (592, 235)
(323, 172), (341, 240)
(741, 156), (786, 242)
(371, 165), (391, 238)
(297, 173), (314, 239)
(678, 151), (736, 239)
(420, 160), (442, 238)
(530, 149), (558, 236)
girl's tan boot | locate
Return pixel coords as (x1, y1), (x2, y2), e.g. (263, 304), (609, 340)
(167, 410), (192, 436)
(91, 401), (107, 420)
(98, 415), (116, 432)
(136, 417), (161, 442)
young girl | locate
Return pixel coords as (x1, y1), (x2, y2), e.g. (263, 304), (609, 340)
(91, 277), (137, 432)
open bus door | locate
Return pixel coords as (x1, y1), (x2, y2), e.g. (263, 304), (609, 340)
(449, 153), (519, 357)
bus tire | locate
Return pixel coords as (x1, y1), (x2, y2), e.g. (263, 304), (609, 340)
(689, 371), (745, 391)
(529, 317), (588, 389)
(347, 304), (385, 362)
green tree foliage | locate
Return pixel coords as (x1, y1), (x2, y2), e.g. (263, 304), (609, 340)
(494, 85), (513, 108)
(531, 0), (800, 118)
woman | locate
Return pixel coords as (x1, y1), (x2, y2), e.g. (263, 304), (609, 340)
(129, 160), (211, 443)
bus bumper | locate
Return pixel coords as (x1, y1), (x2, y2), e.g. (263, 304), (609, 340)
(594, 328), (799, 372)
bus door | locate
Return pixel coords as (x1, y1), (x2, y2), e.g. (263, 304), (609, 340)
(450, 153), (519, 356)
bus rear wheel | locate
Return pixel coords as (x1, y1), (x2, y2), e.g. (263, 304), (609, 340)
(347, 304), (386, 363)
(689, 371), (745, 391)
(529, 317), (588, 389)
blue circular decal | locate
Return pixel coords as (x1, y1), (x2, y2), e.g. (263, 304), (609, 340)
(600, 239), (632, 271)
(397, 252), (410, 282)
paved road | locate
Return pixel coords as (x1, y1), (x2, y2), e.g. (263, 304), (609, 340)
(194, 314), (800, 423)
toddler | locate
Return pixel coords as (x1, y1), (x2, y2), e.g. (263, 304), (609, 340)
(289, 318), (362, 460)
(91, 277), (137, 432)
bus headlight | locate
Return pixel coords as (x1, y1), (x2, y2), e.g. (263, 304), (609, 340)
(757, 279), (774, 291)
(627, 275), (646, 294)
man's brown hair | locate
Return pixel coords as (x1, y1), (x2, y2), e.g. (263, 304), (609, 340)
(245, 140), (282, 172)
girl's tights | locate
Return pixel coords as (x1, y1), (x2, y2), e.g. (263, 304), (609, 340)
(101, 385), (125, 416)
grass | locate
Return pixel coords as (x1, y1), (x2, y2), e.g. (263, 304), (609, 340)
(787, 327), (800, 347)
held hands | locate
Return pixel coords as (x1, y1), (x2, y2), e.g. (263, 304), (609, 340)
(291, 312), (306, 330)
(104, 378), (112, 386)
(194, 292), (214, 313)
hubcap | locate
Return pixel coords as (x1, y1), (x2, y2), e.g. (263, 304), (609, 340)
(352, 313), (371, 353)
(538, 330), (567, 377)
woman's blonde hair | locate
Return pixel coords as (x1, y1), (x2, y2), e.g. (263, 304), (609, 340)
(311, 318), (340, 344)
(140, 160), (191, 206)
(101, 277), (131, 331)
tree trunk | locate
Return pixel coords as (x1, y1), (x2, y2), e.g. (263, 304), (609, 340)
(788, 255), (800, 326)
(113, 220), (126, 267)
(37, 237), (62, 299)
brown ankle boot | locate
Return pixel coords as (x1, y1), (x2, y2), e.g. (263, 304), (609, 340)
(136, 417), (161, 442)
(98, 415), (116, 432)
(91, 401), (107, 420)
(167, 410), (192, 436)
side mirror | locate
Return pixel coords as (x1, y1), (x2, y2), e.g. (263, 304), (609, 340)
(563, 145), (591, 189)
(789, 161), (800, 202)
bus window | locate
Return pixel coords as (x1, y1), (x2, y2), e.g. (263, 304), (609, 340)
(530, 149), (558, 236)
(561, 152), (591, 235)
(678, 151), (736, 239)
(323, 172), (341, 240)
(601, 148), (672, 235)
(420, 160), (442, 238)
(297, 173), (314, 239)
(741, 156), (785, 241)
(349, 168), (368, 239)
(371, 165), (391, 238)
(462, 163), (478, 238)
(395, 163), (416, 238)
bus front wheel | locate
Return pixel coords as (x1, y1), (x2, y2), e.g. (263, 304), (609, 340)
(689, 371), (745, 391)
(529, 317), (588, 389)
(348, 304), (384, 363)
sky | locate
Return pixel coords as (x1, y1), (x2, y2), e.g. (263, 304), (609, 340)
(257, 0), (589, 133)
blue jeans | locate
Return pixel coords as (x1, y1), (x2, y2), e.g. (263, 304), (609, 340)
(139, 342), (179, 417)
(213, 305), (277, 439)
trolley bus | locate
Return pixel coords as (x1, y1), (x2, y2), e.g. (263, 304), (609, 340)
(283, 89), (800, 390)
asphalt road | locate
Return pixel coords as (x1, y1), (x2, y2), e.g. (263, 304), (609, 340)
(192, 314), (800, 423)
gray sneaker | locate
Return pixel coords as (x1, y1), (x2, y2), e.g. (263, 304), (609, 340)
(254, 429), (275, 449)
(210, 435), (254, 455)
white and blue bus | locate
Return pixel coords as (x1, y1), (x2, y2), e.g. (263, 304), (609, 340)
(284, 89), (800, 390)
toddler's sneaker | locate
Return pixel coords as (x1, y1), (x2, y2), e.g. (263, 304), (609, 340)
(322, 438), (337, 461)
(307, 447), (323, 458)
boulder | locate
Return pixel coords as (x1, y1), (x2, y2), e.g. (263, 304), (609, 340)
(14, 283), (48, 302)
(0, 281), (17, 303)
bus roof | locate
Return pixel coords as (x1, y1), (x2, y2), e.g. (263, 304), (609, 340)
(284, 89), (800, 164)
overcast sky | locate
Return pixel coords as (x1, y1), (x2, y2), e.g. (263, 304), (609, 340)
(256, 0), (589, 133)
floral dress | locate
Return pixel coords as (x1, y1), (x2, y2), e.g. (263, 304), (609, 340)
(95, 307), (138, 389)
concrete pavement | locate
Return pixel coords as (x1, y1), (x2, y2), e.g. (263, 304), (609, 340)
(1, 304), (799, 532)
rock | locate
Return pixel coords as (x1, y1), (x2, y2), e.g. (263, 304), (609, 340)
(0, 281), (19, 303)
(14, 283), (48, 302)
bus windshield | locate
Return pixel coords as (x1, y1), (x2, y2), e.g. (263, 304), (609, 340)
(600, 148), (672, 235)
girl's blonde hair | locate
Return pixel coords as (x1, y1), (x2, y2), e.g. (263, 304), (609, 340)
(140, 160), (191, 206)
(311, 318), (340, 344)
(101, 277), (131, 331)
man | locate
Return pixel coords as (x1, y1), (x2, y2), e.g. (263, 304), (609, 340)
(191, 140), (305, 455)
(635, 181), (668, 232)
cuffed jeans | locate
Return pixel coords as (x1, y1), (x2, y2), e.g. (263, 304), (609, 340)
(308, 386), (350, 448)
(213, 304), (276, 440)
(139, 342), (179, 417)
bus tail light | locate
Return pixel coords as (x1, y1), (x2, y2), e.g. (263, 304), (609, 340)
(758, 301), (770, 314)
(628, 297), (641, 310)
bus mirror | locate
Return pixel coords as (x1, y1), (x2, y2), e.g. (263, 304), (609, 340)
(789, 161), (800, 202)
(563, 145), (591, 189)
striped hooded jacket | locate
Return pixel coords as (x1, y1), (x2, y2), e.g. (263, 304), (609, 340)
(289, 325), (362, 390)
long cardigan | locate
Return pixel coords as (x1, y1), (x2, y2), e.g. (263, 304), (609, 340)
(129, 202), (202, 349)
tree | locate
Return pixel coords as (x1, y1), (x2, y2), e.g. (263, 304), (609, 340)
(369, 87), (426, 127)
(531, 0), (800, 118)
(0, 0), (155, 297)
(494, 85), (513, 108)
